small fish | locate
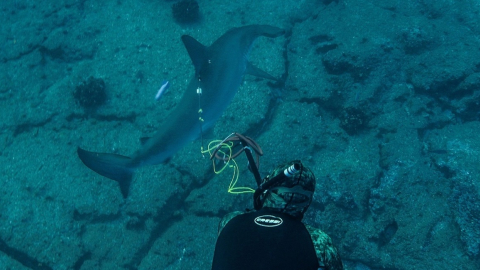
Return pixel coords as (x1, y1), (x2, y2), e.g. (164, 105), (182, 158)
(155, 80), (170, 100)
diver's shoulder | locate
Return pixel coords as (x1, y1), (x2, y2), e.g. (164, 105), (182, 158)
(222, 211), (244, 223)
(218, 211), (244, 234)
(305, 224), (344, 270)
(305, 225), (334, 245)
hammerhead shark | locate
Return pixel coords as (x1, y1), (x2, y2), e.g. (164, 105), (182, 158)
(77, 25), (285, 198)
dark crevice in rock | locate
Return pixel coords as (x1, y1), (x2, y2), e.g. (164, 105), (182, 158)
(73, 209), (122, 223)
(65, 112), (137, 123)
(243, 95), (281, 138)
(125, 214), (149, 231)
(412, 75), (467, 99)
(417, 121), (452, 142)
(0, 237), (52, 270)
(431, 161), (456, 179)
(39, 44), (96, 64)
(193, 209), (229, 218)
(123, 194), (185, 269)
(451, 180), (480, 257)
(299, 96), (341, 113)
(377, 144), (388, 170)
(309, 34), (338, 54)
(299, 96), (373, 135)
(338, 107), (372, 136)
(279, 26), (293, 85)
(2, 43), (43, 63)
(39, 45), (66, 61)
(375, 127), (397, 139)
(93, 113), (137, 123)
(123, 165), (215, 269)
(377, 220), (398, 247)
(72, 251), (91, 270)
(13, 116), (54, 137)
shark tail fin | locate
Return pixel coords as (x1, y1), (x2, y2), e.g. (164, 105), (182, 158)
(77, 147), (134, 198)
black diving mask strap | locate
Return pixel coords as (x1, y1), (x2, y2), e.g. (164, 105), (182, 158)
(241, 143), (262, 186)
(236, 138), (264, 210)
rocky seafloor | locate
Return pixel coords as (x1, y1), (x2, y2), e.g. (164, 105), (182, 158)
(1, 0), (479, 269)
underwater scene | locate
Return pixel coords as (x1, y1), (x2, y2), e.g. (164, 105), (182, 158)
(1, 0), (479, 269)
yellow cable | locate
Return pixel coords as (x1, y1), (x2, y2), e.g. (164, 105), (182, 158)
(202, 140), (255, 194)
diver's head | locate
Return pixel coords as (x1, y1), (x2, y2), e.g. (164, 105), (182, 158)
(255, 160), (316, 219)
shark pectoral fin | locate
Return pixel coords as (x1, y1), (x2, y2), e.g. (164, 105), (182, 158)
(181, 35), (208, 74)
(256, 25), (285, 38)
(246, 62), (279, 81)
(77, 147), (134, 198)
(140, 137), (151, 146)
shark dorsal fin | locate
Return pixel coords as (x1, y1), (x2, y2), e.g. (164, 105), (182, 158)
(181, 35), (208, 75)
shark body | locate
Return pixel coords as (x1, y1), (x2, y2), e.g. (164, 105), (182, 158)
(77, 25), (285, 198)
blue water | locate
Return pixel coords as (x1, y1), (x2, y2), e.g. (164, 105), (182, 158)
(1, 0), (479, 269)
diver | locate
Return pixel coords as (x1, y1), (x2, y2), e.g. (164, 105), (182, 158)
(209, 134), (343, 270)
